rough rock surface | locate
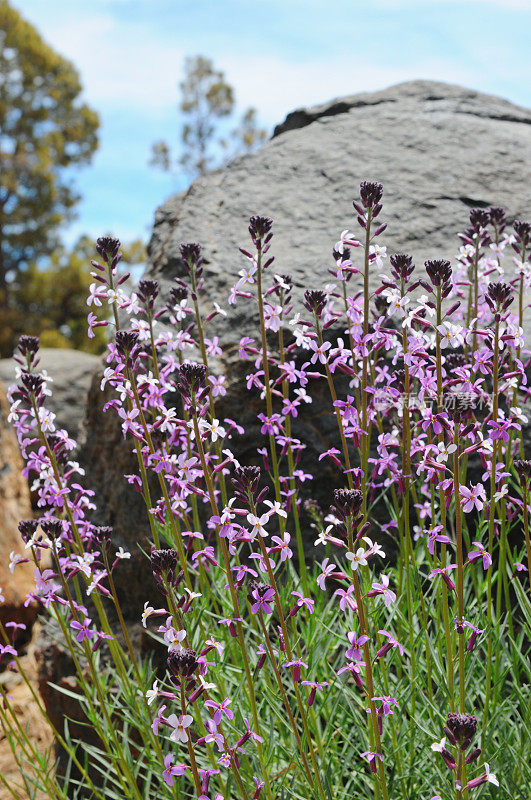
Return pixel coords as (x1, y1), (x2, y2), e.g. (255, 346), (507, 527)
(0, 348), (100, 442)
(0, 381), (36, 628)
(147, 80), (531, 341)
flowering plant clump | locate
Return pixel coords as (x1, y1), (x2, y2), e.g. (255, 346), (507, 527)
(1, 187), (530, 800)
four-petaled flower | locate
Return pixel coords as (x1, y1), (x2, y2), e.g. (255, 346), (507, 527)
(346, 548), (368, 571)
(167, 713), (193, 743)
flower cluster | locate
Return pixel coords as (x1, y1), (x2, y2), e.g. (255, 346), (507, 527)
(2, 185), (530, 800)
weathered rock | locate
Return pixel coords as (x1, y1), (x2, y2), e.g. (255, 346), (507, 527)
(0, 381), (36, 629)
(147, 79), (530, 340)
(0, 348), (100, 442)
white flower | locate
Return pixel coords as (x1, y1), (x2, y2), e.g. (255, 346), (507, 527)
(247, 513), (269, 539)
(168, 713), (193, 743)
(263, 500), (287, 518)
(494, 484), (508, 503)
(0, 587), (4, 604)
(203, 419), (226, 442)
(142, 602), (156, 628)
(436, 442), (457, 463)
(484, 763), (499, 786)
(430, 737), (446, 753)
(86, 571), (106, 595)
(75, 553), (95, 577)
(165, 627), (187, 652)
(145, 680), (159, 705)
(510, 406), (528, 424)
(346, 548), (368, 571)
(37, 407), (56, 432)
(362, 537), (385, 558)
(369, 244), (387, 268)
(9, 552), (25, 574)
(115, 547), (131, 560)
(437, 322), (464, 349)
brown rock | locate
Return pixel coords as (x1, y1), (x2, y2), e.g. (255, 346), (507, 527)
(0, 380), (36, 629)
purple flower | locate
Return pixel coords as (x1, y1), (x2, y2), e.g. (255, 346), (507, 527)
(428, 564), (458, 591)
(289, 591), (315, 616)
(467, 541), (492, 570)
(301, 680), (329, 706)
(284, 659), (308, 682)
(250, 588), (275, 615)
(205, 697), (234, 725)
(162, 754), (186, 787)
(346, 631), (370, 661)
(425, 525), (452, 555)
(366, 574), (396, 607)
(360, 749), (383, 773)
(376, 630), (404, 658)
(70, 617), (94, 643)
(372, 695), (398, 716)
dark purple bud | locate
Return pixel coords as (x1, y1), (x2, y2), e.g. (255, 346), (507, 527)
(484, 281), (513, 313)
(18, 519), (38, 544)
(425, 259), (452, 288)
(114, 330), (140, 367)
(137, 279), (159, 310)
(465, 748), (481, 765)
(359, 181), (383, 211)
(445, 712), (477, 746)
(151, 548), (179, 593)
(514, 459), (531, 486)
(96, 236), (121, 264)
(167, 649), (198, 680)
(179, 242), (203, 271)
(40, 518), (64, 542)
(389, 253), (414, 282)
(513, 220), (530, 249)
(303, 289), (327, 318)
(232, 465), (261, 503)
(441, 748), (456, 770)
(175, 362), (208, 400)
(488, 206), (506, 231)
(91, 526), (113, 548)
(248, 215), (273, 250)
(469, 208), (490, 232)
(16, 336), (40, 368)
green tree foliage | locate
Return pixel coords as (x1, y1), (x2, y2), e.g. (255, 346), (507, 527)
(1, 236), (146, 356)
(150, 55), (267, 179)
(0, 0), (99, 334)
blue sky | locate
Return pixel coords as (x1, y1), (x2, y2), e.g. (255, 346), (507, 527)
(15, 0), (531, 248)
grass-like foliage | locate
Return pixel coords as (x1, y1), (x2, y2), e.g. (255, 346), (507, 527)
(1, 186), (530, 800)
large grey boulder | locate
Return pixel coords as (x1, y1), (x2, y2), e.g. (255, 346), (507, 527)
(147, 79), (531, 344)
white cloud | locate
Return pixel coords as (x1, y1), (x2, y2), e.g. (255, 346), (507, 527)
(220, 56), (476, 125)
(21, 4), (479, 128)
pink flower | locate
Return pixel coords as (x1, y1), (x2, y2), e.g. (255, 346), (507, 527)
(460, 483), (487, 513)
(309, 339), (331, 364)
